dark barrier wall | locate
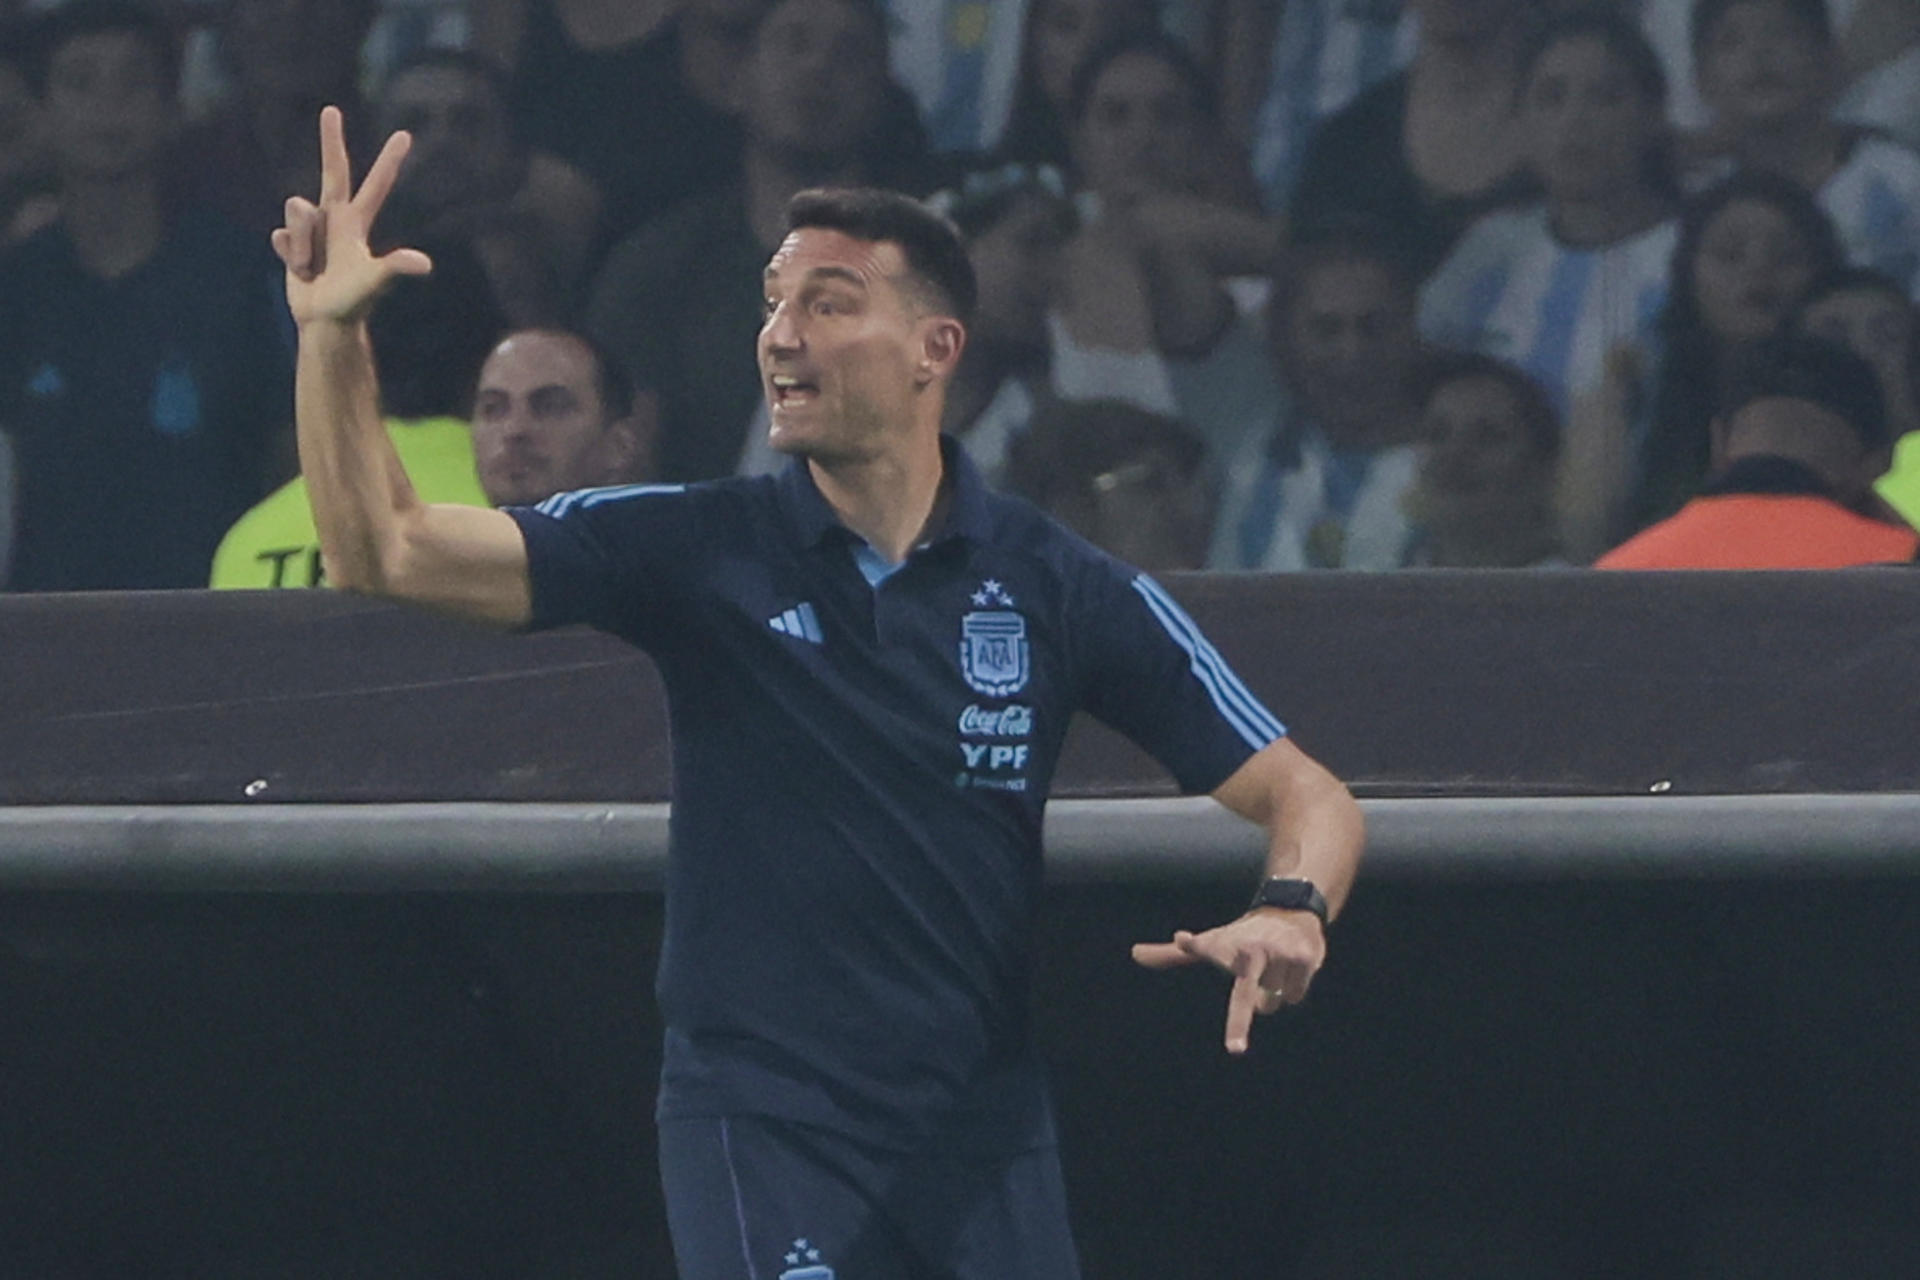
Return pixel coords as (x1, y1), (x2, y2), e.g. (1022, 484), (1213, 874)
(4, 570), (1920, 802)
(3, 576), (1919, 1277)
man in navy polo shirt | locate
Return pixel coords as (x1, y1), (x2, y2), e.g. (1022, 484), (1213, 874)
(276, 107), (1365, 1280)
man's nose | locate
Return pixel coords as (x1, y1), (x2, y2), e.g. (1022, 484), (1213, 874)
(762, 303), (804, 353)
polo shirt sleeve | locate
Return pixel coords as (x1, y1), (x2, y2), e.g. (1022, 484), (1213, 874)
(1074, 563), (1287, 795)
(504, 482), (703, 647)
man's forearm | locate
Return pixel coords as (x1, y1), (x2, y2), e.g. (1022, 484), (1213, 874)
(1260, 763), (1363, 921)
(295, 320), (416, 593)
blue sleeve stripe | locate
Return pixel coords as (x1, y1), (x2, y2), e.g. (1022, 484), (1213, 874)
(1131, 575), (1287, 750)
(534, 482), (687, 519)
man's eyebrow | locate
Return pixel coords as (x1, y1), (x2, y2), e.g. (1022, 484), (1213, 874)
(763, 264), (869, 289)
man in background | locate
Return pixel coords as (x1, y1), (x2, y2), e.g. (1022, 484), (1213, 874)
(0, 0), (290, 591)
(212, 321), (650, 588)
(1598, 332), (1918, 568)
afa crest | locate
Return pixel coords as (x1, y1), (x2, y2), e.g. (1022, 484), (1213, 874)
(961, 610), (1029, 697)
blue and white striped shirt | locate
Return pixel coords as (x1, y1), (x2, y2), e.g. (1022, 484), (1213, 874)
(1418, 205), (1677, 422)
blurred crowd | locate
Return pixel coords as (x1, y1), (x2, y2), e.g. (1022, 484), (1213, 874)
(0, 0), (1916, 592)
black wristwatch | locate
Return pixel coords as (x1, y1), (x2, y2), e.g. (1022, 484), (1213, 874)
(1249, 877), (1329, 927)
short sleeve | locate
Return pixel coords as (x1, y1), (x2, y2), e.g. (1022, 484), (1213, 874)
(1074, 563), (1286, 794)
(506, 482), (702, 646)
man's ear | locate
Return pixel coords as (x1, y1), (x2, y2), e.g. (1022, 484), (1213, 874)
(919, 317), (966, 385)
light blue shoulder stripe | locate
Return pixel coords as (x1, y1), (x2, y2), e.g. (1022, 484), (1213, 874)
(535, 482), (687, 519)
(1130, 575), (1286, 750)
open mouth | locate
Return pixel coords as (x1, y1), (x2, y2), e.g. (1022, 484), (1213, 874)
(770, 374), (820, 406)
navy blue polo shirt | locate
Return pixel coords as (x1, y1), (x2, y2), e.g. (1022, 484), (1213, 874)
(507, 439), (1285, 1154)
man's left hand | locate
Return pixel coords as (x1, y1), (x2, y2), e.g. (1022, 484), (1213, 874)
(1132, 909), (1327, 1055)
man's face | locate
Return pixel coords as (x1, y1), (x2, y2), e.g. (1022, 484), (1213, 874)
(1522, 35), (1659, 201)
(379, 65), (520, 217)
(1278, 257), (1419, 432)
(744, 0), (886, 162)
(470, 332), (640, 506)
(42, 31), (173, 180)
(1692, 198), (1820, 342)
(1073, 51), (1204, 205)
(759, 227), (941, 462)
(1697, 0), (1832, 131)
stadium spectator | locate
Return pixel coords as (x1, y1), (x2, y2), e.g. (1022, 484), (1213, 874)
(1226, 0), (1417, 212)
(1050, 29), (1283, 468)
(1289, 0), (1537, 277)
(171, 0), (379, 243)
(1690, 0), (1920, 297)
(1789, 266), (1920, 527)
(1209, 226), (1425, 571)
(469, 327), (654, 507)
(1402, 352), (1565, 567)
(586, 0), (919, 483)
(0, 0), (290, 591)
(1597, 332), (1918, 567)
(1635, 170), (1844, 529)
(1420, 10), (1679, 420)
(991, 0), (1156, 168)
(374, 48), (599, 326)
(1056, 28), (1273, 345)
(471, 0), (746, 243)
(210, 247), (520, 588)
(1005, 397), (1216, 571)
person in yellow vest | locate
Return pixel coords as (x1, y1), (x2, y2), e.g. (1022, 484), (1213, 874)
(212, 326), (655, 587)
(1787, 268), (1920, 529)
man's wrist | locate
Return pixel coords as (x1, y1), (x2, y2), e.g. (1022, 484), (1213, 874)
(1248, 877), (1328, 927)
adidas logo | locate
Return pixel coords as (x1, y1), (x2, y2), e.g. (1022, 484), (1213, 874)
(769, 601), (823, 645)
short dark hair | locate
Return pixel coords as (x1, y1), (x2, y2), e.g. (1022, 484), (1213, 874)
(1691, 0), (1834, 57)
(1521, 7), (1668, 110)
(476, 328), (640, 421)
(786, 187), (978, 326)
(1068, 27), (1215, 126)
(1418, 352), (1562, 464)
(1725, 331), (1889, 449)
(21, 0), (178, 98)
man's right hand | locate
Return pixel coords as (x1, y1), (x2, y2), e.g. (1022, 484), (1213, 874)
(271, 106), (433, 328)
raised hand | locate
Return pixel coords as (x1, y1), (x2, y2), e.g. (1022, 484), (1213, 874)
(1132, 909), (1327, 1055)
(271, 106), (432, 328)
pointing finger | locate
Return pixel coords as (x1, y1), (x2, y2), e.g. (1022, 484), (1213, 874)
(1225, 957), (1261, 1055)
(318, 105), (351, 206)
(1131, 940), (1200, 969)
